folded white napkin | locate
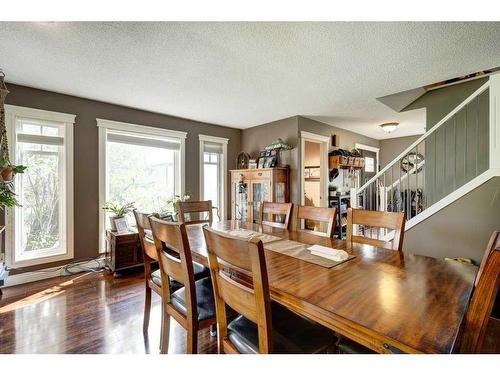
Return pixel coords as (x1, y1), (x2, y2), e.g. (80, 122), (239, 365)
(308, 245), (349, 262)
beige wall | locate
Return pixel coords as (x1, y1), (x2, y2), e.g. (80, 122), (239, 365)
(6, 83), (242, 272)
(404, 177), (500, 264)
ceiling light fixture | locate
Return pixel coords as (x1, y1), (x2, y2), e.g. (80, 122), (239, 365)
(380, 122), (399, 133)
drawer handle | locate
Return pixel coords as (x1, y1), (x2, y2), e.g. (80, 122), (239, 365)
(258, 172), (262, 176)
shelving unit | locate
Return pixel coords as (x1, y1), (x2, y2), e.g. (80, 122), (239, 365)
(329, 193), (350, 239)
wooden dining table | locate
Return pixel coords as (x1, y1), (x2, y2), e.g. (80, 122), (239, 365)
(185, 220), (478, 354)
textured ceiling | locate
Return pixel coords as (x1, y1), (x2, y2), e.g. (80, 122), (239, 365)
(1, 22), (500, 139)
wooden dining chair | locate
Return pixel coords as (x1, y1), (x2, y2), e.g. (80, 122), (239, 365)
(149, 216), (217, 354)
(203, 225), (335, 354)
(459, 231), (500, 353)
(292, 205), (337, 238)
(346, 208), (406, 251)
(134, 210), (210, 342)
(258, 202), (293, 229)
(178, 200), (213, 226)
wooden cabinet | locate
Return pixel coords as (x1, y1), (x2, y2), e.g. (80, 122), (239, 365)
(230, 167), (290, 223)
(105, 230), (143, 274)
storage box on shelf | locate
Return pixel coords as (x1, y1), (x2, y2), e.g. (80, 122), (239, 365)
(329, 155), (365, 169)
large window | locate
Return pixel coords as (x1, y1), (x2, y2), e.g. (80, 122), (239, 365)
(199, 135), (228, 221)
(6, 105), (75, 267)
(98, 119), (186, 251)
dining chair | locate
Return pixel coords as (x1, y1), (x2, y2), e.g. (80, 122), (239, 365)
(203, 225), (335, 354)
(178, 200), (214, 226)
(134, 211), (210, 348)
(258, 202), (293, 229)
(292, 205), (337, 238)
(459, 230), (500, 353)
(346, 208), (406, 251)
(148, 216), (217, 354)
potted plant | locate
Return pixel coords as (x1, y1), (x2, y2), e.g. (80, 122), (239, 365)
(163, 194), (191, 221)
(102, 201), (135, 231)
(0, 159), (27, 183)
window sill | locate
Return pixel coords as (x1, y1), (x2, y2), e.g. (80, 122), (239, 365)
(8, 251), (74, 268)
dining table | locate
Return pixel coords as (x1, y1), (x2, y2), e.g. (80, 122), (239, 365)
(185, 220), (478, 354)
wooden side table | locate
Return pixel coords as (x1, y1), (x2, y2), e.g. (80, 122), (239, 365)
(105, 230), (143, 275)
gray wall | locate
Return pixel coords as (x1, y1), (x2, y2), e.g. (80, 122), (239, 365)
(298, 116), (380, 150)
(6, 83), (241, 272)
(404, 78), (489, 206)
(404, 177), (500, 264)
(241, 116), (380, 204)
(379, 135), (421, 168)
(241, 116), (301, 203)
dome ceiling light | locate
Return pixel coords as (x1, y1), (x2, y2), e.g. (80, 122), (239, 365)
(380, 122), (399, 133)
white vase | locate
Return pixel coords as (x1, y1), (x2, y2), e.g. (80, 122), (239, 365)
(109, 215), (122, 231)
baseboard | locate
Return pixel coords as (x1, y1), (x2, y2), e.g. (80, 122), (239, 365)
(2, 258), (106, 288)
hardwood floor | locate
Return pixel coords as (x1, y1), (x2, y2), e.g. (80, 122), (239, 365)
(1, 269), (498, 354)
(0, 270), (218, 354)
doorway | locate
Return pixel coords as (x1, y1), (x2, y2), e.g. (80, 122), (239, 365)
(355, 143), (379, 210)
(300, 131), (329, 231)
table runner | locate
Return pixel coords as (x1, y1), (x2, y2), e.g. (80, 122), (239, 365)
(222, 228), (282, 243)
(264, 240), (355, 268)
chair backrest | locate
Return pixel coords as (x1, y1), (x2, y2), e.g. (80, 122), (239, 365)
(203, 226), (272, 354)
(133, 210), (159, 261)
(346, 208), (405, 251)
(148, 217), (197, 318)
(460, 231), (500, 353)
(258, 202), (293, 229)
(292, 205), (337, 238)
(178, 200), (213, 226)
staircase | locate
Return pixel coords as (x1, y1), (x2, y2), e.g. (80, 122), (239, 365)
(350, 74), (500, 239)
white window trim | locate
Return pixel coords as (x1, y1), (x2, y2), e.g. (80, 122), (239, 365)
(4, 104), (75, 267)
(199, 134), (228, 220)
(97, 118), (187, 252)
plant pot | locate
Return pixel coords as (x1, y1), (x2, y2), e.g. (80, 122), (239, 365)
(0, 167), (14, 183)
(109, 215), (123, 231)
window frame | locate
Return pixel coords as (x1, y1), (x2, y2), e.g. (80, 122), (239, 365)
(97, 118), (187, 252)
(5, 105), (75, 267)
(199, 134), (228, 221)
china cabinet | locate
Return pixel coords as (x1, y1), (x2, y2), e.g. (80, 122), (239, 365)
(230, 167), (290, 223)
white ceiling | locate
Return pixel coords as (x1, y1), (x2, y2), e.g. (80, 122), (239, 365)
(1, 22), (500, 139)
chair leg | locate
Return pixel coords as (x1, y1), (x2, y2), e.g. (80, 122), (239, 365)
(143, 286), (152, 334)
(159, 302), (170, 354)
(210, 323), (217, 337)
(186, 327), (198, 354)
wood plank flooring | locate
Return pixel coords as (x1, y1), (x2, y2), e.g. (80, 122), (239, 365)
(1, 269), (498, 354)
(0, 270), (218, 354)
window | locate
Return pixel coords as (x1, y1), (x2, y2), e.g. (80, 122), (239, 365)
(98, 119), (186, 251)
(199, 135), (228, 221)
(5, 105), (75, 267)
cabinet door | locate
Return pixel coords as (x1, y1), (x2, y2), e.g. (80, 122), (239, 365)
(250, 180), (270, 224)
(233, 180), (249, 222)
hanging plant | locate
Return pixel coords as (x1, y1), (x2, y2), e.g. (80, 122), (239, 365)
(0, 184), (20, 209)
(0, 159), (27, 183)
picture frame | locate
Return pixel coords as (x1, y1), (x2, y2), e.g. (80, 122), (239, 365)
(310, 167), (320, 178)
(248, 158), (257, 169)
(257, 157), (266, 168)
(263, 155), (277, 168)
(114, 217), (129, 234)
